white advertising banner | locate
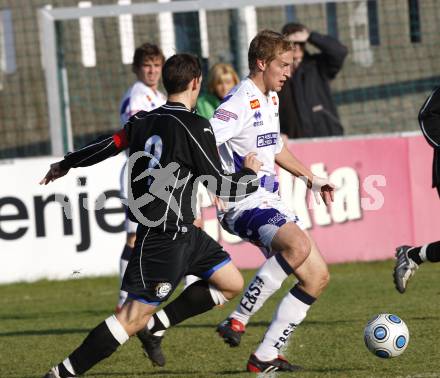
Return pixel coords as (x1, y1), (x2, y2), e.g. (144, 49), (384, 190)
(0, 155), (126, 283)
(3, 133), (440, 284)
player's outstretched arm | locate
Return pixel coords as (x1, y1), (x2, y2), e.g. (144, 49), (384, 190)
(39, 129), (130, 185)
(275, 143), (313, 180)
(275, 144), (335, 205)
(40, 161), (69, 185)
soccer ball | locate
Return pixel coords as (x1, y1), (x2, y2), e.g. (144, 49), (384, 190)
(364, 313), (409, 358)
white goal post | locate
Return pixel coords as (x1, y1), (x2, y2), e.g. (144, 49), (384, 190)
(38, 0), (354, 155)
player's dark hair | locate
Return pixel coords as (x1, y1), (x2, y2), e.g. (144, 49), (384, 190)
(162, 54), (202, 95)
(248, 29), (294, 74)
(281, 22), (307, 36)
(132, 43), (165, 73)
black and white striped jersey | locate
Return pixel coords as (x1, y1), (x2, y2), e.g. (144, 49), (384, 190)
(59, 101), (259, 233)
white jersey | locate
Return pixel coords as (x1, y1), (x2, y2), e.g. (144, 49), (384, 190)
(210, 77), (283, 196)
(119, 81), (166, 126)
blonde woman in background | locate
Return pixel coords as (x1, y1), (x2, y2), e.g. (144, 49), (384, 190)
(196, 63), (239, 119)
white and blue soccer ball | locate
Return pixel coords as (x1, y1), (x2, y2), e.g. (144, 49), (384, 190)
(364, 313), (409, 358)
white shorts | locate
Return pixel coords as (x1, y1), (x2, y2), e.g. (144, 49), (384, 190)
(219, 190), (305, 258)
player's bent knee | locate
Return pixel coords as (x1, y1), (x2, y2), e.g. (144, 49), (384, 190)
(320, 268), (330, 289)
(116, 301), (155, 335)
(208, 262), (244, 299)
(222, 274), (244, 300)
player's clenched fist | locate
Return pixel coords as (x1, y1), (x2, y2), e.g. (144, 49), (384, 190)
(39, 161), (69, 185)
(243, 152), (263, 173)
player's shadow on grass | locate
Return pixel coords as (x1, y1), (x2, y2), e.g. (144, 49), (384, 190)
(0, 308), (109, 321)
(307, 367), (371, 374)
(406, 315), (440, 321)
(71, 371), (244, 377)
(0, 328), (89, 337)
(160, 318), (363, 331)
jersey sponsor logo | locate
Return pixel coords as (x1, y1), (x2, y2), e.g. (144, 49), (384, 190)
(213, 108), (238, 122)
(253, 111), (263, 127)
(250, 99), (260, 109)
(155, 282), (172, 299)
(240, 275), (264, 312)
(256, 132), (278, 148)
(274, 112), (279, 117)
(203, 127), (214, 134)
(274, 322), (297, 350)
(272, 96), (277, 105)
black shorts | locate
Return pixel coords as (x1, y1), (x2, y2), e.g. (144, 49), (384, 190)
(122, 225), (231, 305)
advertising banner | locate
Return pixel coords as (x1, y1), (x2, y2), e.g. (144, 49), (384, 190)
(1, 133), (439, 283)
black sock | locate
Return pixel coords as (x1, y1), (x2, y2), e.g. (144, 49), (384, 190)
(152, 280), (216, 332)
(426, 241), (440, 262)
(408, 247), (423, 265)
(67, 320), (123, 375)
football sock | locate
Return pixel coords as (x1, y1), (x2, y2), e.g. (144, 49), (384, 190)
(425, 241), (440, 262)
(408, 241), (440, 265)
(58, 315), (129, 376)
(146, 280), (223, 336)
(230, 253), (293, 326)
(147, 311), (169, 337)
(408, 246), (423, 265)
(254, 284), (316, 361)
(183, 274), (201, 289)
(117, 244), (132, 308)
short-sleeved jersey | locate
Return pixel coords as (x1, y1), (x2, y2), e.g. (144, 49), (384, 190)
(119, 81), (166, 126)
(210, 78), (283, 194)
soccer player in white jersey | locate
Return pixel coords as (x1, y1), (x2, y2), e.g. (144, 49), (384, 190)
(117, 43), (166, 312)
(212, 30), (335, 372)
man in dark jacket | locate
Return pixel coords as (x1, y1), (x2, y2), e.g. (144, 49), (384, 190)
(279, 23), (348, 138)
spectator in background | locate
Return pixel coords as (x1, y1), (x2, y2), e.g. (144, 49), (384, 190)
(196, 63), (239, 119)
(278, 23), (348, 139)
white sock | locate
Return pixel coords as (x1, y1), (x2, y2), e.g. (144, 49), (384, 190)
(117, 258), (129, 308)
(61, 358), (76, 376)
(230, 254), (293, 325)
(147, 310), (170, 337)
(254, 286), (315, 361)
(420, 244), (428, 262)
(209, 284), (228, 305)
(105, 315), (130, 344)
(183, 275), (201, 289)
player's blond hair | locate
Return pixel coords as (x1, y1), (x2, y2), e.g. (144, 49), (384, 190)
(248, 29), (294, 74)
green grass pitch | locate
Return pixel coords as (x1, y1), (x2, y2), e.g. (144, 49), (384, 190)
(1, 260), (439, 377)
